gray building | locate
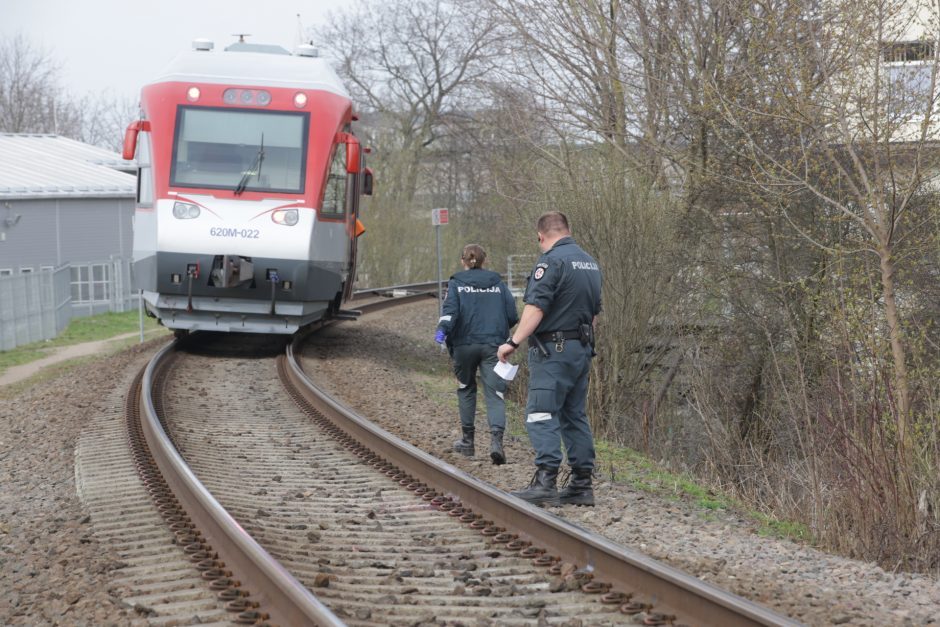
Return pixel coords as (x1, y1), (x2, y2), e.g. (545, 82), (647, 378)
(0, 133), (136, 274)
(0, 134), (138, 345)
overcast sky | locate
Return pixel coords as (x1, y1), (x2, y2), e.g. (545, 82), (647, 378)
(1, 0), (339, 102)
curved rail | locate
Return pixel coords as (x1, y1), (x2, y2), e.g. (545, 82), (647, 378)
(138, 340), (344, 626)
(285, 337), (801, 627)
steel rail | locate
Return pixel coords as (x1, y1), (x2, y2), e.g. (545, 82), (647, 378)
(285, 338), (802, 627)
(139, 340), (344, 627)
(352, 280), (441, 298)
(352, 290), (437, 313)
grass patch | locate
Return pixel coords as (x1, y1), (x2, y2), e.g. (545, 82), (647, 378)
(753, 512), (811, 541)
(46, 310), (161, 347)
(0, 347), (48, 371)
(594, 440), (732, 509)
(593, 440), (811, 541)
(0, 310), (164, 375)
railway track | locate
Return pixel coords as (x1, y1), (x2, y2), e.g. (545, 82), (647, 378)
(105, 290), (799, 626)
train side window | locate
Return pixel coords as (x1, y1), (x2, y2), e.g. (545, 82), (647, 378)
(321, 143), (347, 217)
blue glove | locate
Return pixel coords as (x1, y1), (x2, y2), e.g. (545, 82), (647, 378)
(434, 329), (446, 344)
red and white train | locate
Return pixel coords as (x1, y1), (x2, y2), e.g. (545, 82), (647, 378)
(123, 37), (370, 334)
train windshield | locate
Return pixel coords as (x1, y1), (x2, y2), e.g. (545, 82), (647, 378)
(170, 107), (309, 194)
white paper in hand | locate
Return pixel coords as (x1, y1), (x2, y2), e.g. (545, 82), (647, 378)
(494, 361), (518, 381)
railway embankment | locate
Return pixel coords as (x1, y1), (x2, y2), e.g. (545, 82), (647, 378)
(0, 338), (171, 624)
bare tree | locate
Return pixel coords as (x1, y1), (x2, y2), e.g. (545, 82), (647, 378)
(79, 92), (139, 152)
(0, 34), (82, 136)
(312, 0), (503, 203)
(486, 1), (638, 165)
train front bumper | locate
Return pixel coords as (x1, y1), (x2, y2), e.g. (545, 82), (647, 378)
(136, 252), (346, 334)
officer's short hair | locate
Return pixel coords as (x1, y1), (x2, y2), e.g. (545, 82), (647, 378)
(537, 211), (570, 235)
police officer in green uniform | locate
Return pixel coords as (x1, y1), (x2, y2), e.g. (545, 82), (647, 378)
(497, 212), (601, 506)
(436, 244), (519, 464)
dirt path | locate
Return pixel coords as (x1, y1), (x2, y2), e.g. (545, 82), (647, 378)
(0, 329), (169, 387)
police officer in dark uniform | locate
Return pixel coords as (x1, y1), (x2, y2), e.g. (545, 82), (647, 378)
(497, 212), (601, 506)
(436, 244), (519, 464)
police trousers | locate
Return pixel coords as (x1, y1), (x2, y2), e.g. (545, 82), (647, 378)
(524, 339), (595, 470)
(451, 343), (508, 433)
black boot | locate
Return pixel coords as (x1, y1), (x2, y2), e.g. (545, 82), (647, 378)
(489, 430), (505, 465)
(558, 468), (594, 506)
(453, 428), (474, 456)
(511, 465), (559, 505)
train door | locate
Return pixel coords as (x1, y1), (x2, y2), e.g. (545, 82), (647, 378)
(344, 142), (370, 301)
(327, 130), (367, 302)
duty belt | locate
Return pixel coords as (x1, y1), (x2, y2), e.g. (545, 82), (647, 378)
(533, 329), (579, 353)
(535, 330), (581, 342)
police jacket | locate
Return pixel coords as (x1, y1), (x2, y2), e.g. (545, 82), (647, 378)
(437, 269), (519, 347)
(524, 236), (602, 333)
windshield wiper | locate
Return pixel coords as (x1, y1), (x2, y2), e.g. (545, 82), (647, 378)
(234, 134), (264, 195)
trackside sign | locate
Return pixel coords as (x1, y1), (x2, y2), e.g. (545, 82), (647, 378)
(432, 208), (449, 225)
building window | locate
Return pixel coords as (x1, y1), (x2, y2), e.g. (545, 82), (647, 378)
(887, 64), (934, 112)
(884, 42), (934, 63)
(884, 42), (936, 116)
(71, 263), (111, 303)
(0, 269), (12, 277)
(20, 267), (33, 274)
(40, 265), (54, 272)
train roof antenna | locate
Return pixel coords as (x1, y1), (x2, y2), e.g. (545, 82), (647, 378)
(232, 33), (251, 43)
(295, 14), (305, 49)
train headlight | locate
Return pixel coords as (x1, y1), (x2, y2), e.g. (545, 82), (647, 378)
(271, 208), (299, 226)
(186, 86), (201, 102)
(293, 92), (308, 108)
(172, 201), (200, 219)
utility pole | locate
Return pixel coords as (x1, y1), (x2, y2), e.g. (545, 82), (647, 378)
(432, 208), (450, 317)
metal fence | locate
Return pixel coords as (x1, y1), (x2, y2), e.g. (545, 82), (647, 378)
(507, 254), (538, 297)
(0, 258), (135, 351)
(0, 267), (71, 351)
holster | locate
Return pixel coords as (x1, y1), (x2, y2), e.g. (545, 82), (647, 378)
(578, 323), (594, 347)
(579, 323), (596, 356)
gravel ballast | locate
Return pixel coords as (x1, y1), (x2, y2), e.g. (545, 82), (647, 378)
(0, 342), (166, 625)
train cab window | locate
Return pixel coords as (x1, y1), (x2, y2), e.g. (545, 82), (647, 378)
(170, 106), (309, 194)
(321, 143), (347, 217)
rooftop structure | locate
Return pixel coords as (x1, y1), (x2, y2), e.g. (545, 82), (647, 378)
(0, 134), (136, 200)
